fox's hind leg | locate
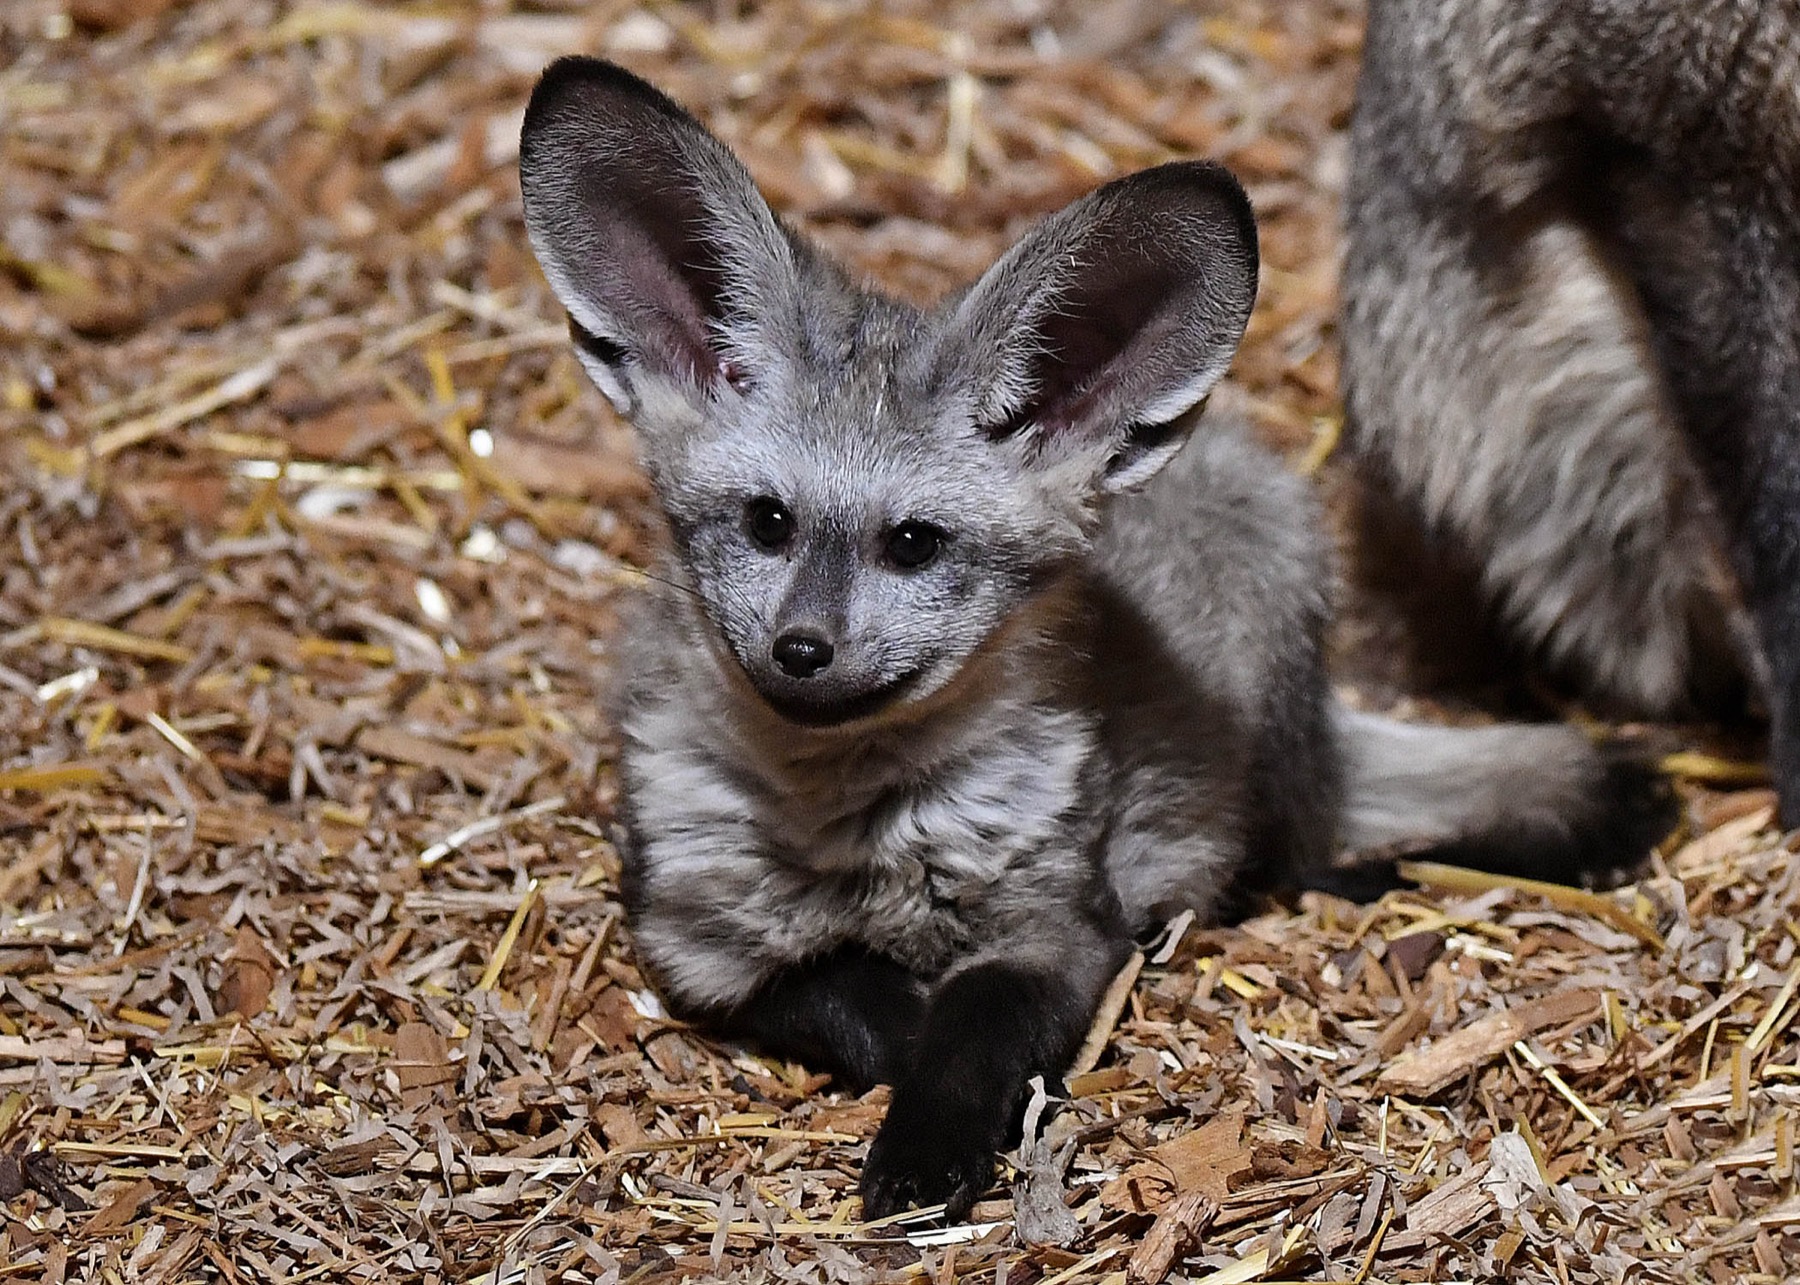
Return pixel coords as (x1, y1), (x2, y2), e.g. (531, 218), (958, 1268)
(1601, 170), (1800, 824)
(1738, 461), (1800, 827)
(1341, 203), (1754, 718)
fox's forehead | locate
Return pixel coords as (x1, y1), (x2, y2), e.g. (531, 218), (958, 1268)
(690, 384), (1011, 525)
(674, 293), (1021, 519)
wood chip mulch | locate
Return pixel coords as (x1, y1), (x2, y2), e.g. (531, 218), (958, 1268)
(2, 2), (1796, 1281)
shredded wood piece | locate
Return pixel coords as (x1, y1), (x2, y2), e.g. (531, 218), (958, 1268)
(1511, 1040), (1606, 1130)
(30, 617), (195, 664)
(419, 796), (567, 867)
(88, 360), (279, 458)
(1, 4), (1793, 1280)
(1070, 951), (1145, 1077)
(1396, 860), (1666, 950)
(476, 880), (540, 992)
(0, 763), (110, 792)
(1746, 960), (1800, 1057)
(1378, 990), (1602, 1098)
(1127, 1190), (1217, 1285)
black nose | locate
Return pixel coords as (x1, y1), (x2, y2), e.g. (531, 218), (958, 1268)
(772, 632), (834, 678)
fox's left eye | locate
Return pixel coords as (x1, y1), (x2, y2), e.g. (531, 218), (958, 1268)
(885, 521), (944, 570)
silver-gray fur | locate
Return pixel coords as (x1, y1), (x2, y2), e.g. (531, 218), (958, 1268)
(520, 57), (1674, 1221)
(1342, 0), (1799, 810)
(1339, 708), (1618, 853)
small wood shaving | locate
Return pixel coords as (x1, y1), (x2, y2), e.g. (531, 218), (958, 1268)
(2, 2), (1795, 1281)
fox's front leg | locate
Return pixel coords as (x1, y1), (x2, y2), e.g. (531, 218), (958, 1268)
(860, 922), (1132, 1222)
(704, 946), (927, 1092)
(623, 829), (928, 1091)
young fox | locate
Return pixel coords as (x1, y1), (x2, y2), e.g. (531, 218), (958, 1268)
(1341, 0), (1800, 822)
(519, 58), (1673, 1220)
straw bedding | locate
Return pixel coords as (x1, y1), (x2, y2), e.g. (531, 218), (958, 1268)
(1, 2), (1794, 1280)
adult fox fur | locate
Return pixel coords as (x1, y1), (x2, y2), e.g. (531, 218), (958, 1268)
(1341, 0), (1800, 822)
(519, 58), (1674, 1221)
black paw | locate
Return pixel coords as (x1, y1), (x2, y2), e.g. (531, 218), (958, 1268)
(860, 1106), (997, 1223)
(1599, 745), (1681, 843)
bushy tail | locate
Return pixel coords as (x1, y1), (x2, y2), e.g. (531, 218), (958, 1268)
(1314, 706), (1677, 897)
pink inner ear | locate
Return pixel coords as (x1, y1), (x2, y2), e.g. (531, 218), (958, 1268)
(947, 162), (1256, 459)
(998, 262), (1185, 445)
(600, 210), (729, 387)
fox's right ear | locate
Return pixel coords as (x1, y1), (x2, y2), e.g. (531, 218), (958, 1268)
(518, 58), (798, 418)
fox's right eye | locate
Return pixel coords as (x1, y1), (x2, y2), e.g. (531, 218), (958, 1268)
(744, 497), (795, 551)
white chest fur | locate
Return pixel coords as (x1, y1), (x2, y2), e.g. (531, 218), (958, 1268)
(620, 649), (1102, 1001)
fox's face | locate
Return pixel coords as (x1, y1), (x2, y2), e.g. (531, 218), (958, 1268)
(520, 59), (1258, 727)
(654, 325), (1081, 724)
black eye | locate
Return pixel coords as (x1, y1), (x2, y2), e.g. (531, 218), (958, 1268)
(886, 521), (943, 570)
(745, 497), (795, 551)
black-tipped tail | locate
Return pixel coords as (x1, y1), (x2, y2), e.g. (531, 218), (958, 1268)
(1311, 707), (1678, 900)
(1389, 745), (1677, 887)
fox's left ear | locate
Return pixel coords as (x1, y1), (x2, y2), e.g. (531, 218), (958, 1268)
(940, 162), (1258, 493)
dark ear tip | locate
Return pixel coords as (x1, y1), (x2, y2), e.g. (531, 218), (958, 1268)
(522, 55), (689, 144)
(531, 54), (645, 97)
(1102, 159), (1258, 269)
(1135, 158), (1253, 200)
(526, 55), (619, 120)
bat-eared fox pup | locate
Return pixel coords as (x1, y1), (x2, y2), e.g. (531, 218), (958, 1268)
(1342, 0), (1800, 825)
(519, 58), (1674, 1221)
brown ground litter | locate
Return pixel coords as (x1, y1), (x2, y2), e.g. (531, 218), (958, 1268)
(2, 3), (1796, 1281)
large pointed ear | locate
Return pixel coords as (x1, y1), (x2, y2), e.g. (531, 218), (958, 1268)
(939, 162), (1258, 492)
(518, 58), (799, 416)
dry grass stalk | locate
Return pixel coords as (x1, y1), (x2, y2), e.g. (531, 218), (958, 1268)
(1, 1), (1794, 1281)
